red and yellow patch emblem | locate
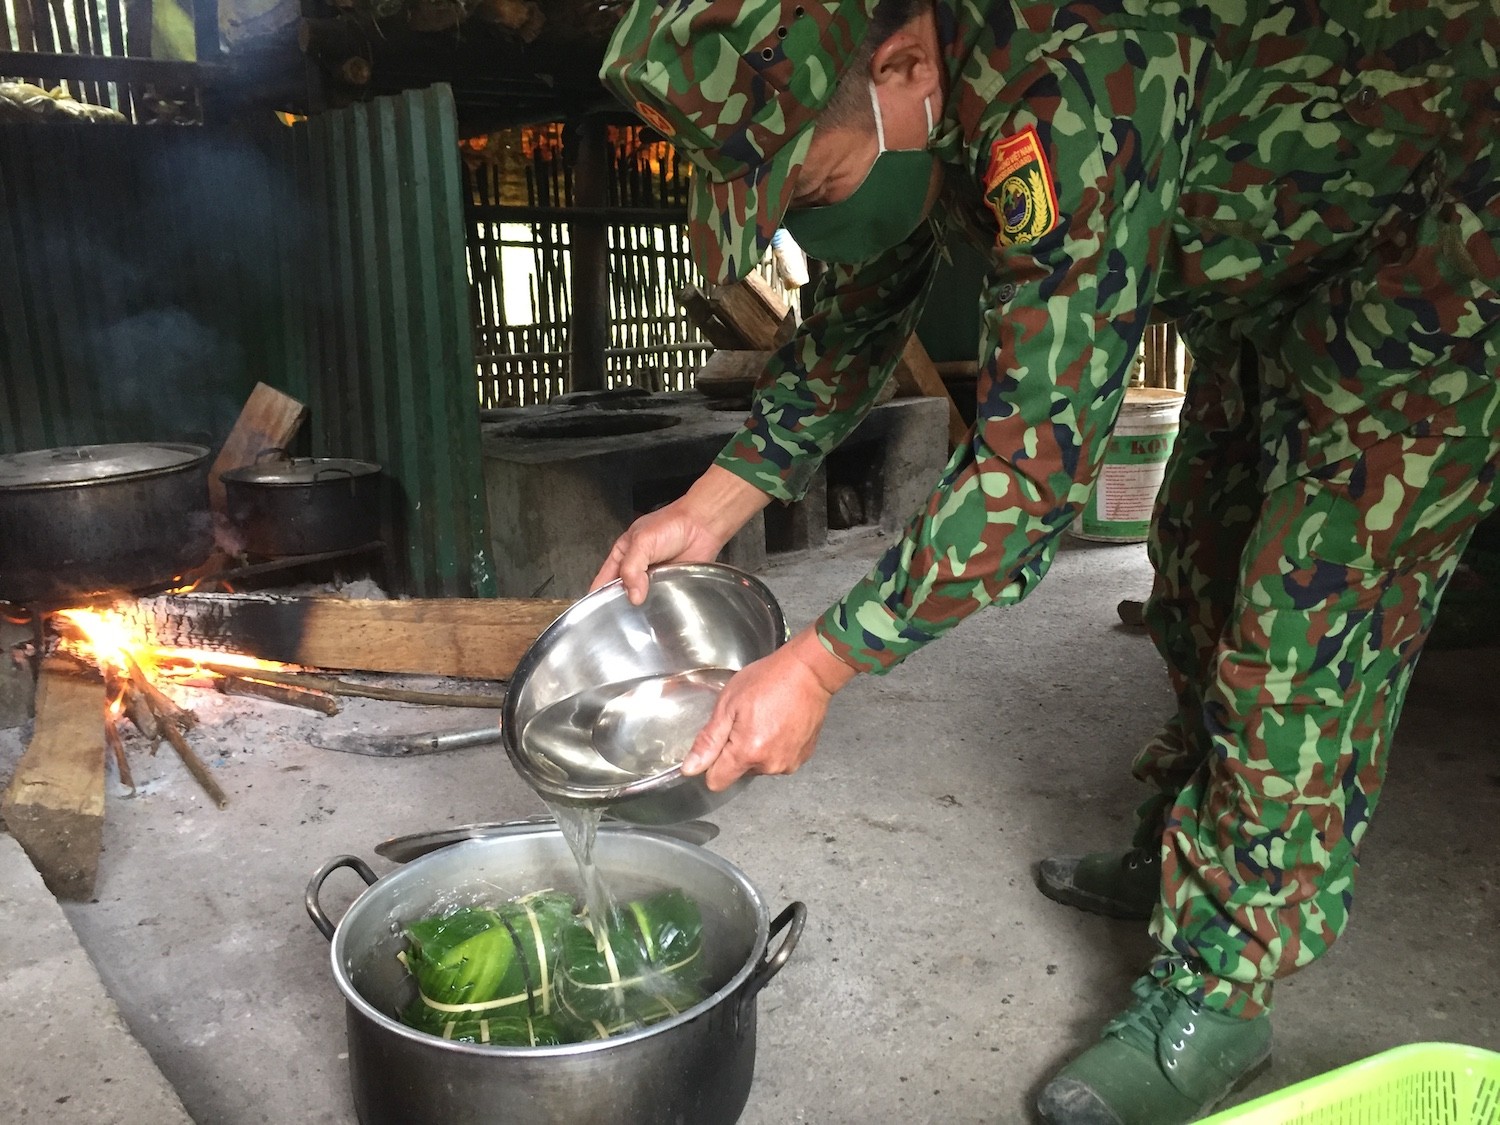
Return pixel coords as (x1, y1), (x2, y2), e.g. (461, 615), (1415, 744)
(983, 125), (1060, 247)
(634, 100), (675, 138)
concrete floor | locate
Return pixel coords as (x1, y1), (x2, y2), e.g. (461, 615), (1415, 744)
(2, 530), (1497, 1124)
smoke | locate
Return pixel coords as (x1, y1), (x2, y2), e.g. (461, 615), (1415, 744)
(5, 129), (303, 452)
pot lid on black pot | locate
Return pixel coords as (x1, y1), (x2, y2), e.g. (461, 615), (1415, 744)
(0, 442), (209, 490)
(220, 457), (381, 486)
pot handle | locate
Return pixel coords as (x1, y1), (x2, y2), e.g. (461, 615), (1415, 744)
(739, 901), (806, 1021)
(253, 446), (290, 463)
(305, 854), (379, 941)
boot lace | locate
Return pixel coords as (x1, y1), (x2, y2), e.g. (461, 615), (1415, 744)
(1103, 975), (1194, 1055)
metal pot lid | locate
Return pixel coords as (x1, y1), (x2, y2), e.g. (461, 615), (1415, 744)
(220, 457), (381, 486)
(0, 442), (209, 489)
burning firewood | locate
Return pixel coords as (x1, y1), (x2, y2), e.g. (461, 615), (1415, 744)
(216, 673), (340, 715)
(103, 711), (136, 794)
(123, 653), (197, 732)
(195, 662), (503, 708)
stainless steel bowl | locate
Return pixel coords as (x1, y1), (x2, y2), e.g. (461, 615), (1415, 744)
(502, 563), (788, 824)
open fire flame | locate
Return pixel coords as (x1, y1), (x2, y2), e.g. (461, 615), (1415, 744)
(45, 604), (312, 809)
(55, 605), (291, 688)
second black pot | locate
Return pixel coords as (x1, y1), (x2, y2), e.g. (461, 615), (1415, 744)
(221, 456), (382, 557)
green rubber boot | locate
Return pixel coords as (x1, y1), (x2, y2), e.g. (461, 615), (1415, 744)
(1036, 848), (1160, 921)
(1036, 975), (1272, 1125)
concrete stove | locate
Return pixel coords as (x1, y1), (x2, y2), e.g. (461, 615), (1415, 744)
(482, 392), (950, 599)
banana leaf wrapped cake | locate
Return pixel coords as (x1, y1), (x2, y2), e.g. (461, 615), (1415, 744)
(557, 889), (708, 1031)
(396, 887), (710, 1046)
(398, 890), (576, 1045)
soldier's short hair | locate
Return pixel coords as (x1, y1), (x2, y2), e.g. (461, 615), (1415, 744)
(819, 0), (932, 129)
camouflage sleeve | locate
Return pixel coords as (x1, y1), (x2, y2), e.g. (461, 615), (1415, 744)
(711, 227), (939, 501)
(817, 32), (1214, 673)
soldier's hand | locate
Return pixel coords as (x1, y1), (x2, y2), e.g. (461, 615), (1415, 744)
(590, 500), (727, 605)
(683, 628), (857, 790)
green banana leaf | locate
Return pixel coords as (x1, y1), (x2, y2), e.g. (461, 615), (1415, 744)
(401, 890), (578, 1023)
(558, 889), (707, 1024)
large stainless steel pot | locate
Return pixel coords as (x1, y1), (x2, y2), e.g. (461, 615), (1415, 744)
(0, 442), (212, 606)
(306, 823), (805, 1125)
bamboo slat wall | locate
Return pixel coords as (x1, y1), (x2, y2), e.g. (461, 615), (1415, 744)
(1, 0), (172, 123)
(1141, 323), (1189, 391)
(463, 124), (715, 407)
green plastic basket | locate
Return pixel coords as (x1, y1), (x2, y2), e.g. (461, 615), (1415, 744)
(1202, 1043), (1500, 1125)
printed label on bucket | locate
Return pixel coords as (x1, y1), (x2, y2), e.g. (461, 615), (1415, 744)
(1079, 430), (1178, 541)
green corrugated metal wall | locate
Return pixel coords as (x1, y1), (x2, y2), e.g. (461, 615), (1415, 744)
(0, 85), (495, 598)
(0, 123), (294, 450)
(280, 86), (495, 598)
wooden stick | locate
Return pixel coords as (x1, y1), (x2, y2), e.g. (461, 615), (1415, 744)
(196, 662), (505, 708)
(126, 654), (225, 808)
(121, 682), (160, 743)
(216, 674), (340, 716)
(153, 709), (229, 810)
(104, 715), (136, 794)
(124, 653), (197, 731)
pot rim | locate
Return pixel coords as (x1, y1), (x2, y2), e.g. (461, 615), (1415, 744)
(325, 824), (772, 1057)
(220, 457), (382, 487)
(0, 442), (210, 492)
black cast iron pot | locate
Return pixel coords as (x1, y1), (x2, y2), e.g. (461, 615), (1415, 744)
(306, 823), (805, 1125)
(0, 442), (212, 607)
(220, 455), (382, 557)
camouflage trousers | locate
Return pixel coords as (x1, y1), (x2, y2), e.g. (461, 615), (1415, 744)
(1133, 124), (1500, 1019)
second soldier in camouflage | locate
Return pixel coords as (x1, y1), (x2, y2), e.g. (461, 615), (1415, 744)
(594, 0), (1500, 1120)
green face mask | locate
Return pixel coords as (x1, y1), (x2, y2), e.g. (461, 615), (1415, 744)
(782, 82), (937, 264)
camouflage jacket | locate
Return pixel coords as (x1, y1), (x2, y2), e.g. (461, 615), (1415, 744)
(713, 0), (1497, 674)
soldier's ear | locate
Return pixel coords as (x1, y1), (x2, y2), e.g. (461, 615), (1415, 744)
(868, 8), (942, 99)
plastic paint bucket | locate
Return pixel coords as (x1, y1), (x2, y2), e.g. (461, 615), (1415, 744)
(1075, 387), (1185, 544)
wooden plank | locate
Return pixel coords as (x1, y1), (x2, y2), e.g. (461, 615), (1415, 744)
(121, 594), (571, 680)
(893, 335), (969, 450)
(208, 383), (309, 514)
(0, 659), (105, 901)
(705, 274), (794, 350)
(694, 349), (772, 397)
(678, 284), (745, 349)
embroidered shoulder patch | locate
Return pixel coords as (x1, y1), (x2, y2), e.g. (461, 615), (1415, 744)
(983, 125), (1060, 247)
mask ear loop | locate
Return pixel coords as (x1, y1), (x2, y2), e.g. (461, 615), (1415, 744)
(867, 80), (888, 154)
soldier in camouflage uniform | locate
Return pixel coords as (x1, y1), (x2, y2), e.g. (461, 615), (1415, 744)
(595, 0), (1500, 1120)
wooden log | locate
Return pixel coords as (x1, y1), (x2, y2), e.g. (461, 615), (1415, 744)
(893, 335), (969, 450)
(198, 664), (504, 708)
(216, 674), (340, 715)
(104, 717), (135, 794)
(0, 660), (105, 900)
(124, 654), (197, 733)
(149, 702), (228, 810)
(208, 383), (309, 516)
(117, 594), (570, 680)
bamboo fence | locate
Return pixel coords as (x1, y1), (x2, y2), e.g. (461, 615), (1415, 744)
(464, 123), (733, 407)
(1, 0), (166, 122)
